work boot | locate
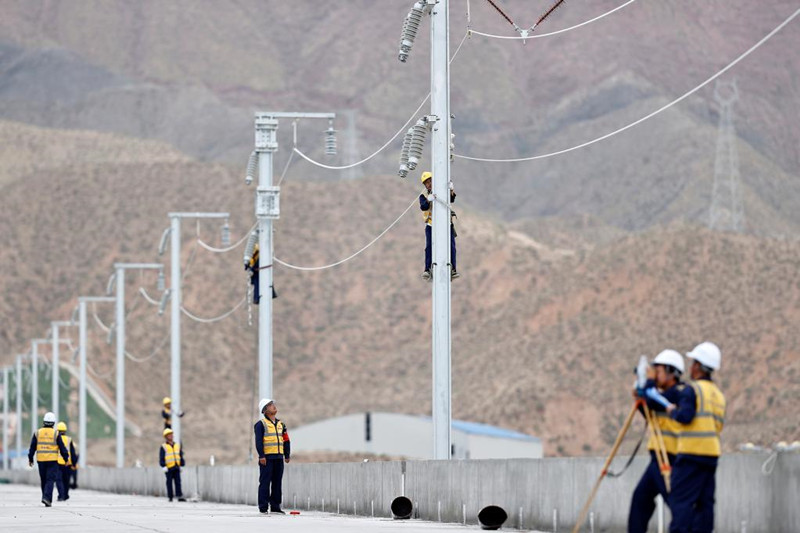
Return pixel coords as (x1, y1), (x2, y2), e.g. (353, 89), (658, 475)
(421, 269), (431, 281)
(259, 508), (269, 514)
(178, 497), (187, 502)
(451, 269), (460, 280)
(169, 497), (173, 502)
(42, 499), (51, 507)
(271, 507), (285, 514)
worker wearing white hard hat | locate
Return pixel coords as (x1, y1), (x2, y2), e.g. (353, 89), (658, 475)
(27, 412), (69, 507)
(254, 398), (291, 514)
(666, 342), (727, 533)
(628, 350), (687, 533)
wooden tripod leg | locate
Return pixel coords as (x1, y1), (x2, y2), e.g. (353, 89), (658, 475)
(643, 404), (671, 493)
(571, 401), (640, 533)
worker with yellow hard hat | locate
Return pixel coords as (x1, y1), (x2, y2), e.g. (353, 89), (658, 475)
(159, 428), (186, 502)
(27, 412), (69, 507)
(161, 396), (185, 430)
(419, 171), (458, 281)
(54, 421), (77, 502)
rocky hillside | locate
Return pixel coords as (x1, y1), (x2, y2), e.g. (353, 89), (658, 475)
(0, 1), (798, 234)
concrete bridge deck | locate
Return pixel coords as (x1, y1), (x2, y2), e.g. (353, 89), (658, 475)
(0, 483), (536, 533)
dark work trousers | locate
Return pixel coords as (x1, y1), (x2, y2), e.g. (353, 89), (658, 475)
(56, 465), (71, 500)
(424, 224), (457, 272)
(70, 468), (78, 489)
(258, 458), (285, 511)
(38, 461), (59, 502)
(628, 452), (673, 533)
(165, 467), (183, 500)
(669, 456), (717, 533)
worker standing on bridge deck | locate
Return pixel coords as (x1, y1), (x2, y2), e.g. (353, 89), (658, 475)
(162, 397), (184, 430)
(419, 171), (458, 281)
(27, 411), (69, 507)
(666, 342), (726, 533)
(255, 398), (291, 514)
(55, 421), (77, 502)
(159, 428), (186, 502)
(628, 350), (686, 533)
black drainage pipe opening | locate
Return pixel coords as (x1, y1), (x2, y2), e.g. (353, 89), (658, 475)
(391, 496), (413, 519)
(478, 505), (508, 530)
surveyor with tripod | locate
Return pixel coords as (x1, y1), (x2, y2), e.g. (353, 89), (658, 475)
(628, 350), (686, 533)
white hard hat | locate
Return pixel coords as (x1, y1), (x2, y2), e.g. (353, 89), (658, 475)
(652, 349), (685, 374)
(687, 342), (721, 370)
(43, 412), (56, 424)
(258, 398), (274, 413)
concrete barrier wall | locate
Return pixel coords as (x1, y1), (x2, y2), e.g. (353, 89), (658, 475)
(3, 454), (798, 532)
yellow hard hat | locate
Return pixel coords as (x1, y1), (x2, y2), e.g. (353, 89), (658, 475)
(163, 397), (171, 405)
(57, 422), (67, 432)
(163, 428), (173, 437)
(420, 171), (432, 184)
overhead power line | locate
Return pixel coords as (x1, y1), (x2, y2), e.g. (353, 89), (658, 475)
(294, 31), (470, 171)
(469, 0), (637, 40)
(274, 196), (418, 271)
(455, 7), (800, 163)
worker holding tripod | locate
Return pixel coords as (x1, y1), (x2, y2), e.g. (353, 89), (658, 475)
(628, 350), (686, 533)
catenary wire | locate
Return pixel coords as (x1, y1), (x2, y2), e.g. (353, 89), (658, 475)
(181, 294), (247, 323)
(293, 31), (470, 171)
(274, 196), (417, 271)
(468, 0), (637, 40)
(197, 221), (258, 254)
(455, 7), (800, 163)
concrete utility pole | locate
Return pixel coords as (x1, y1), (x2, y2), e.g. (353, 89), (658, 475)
(15, 355), (22, 464)
(162, 212), (229, 444)
(50, 321), (73, 423)
(252, 112), (335, 400)
(77, 296), (116, 468)
(430, 0), (453, 460)
(112, 263), (163, 468)
(2, 366), (8, 469)
(30, 339), (48, 428)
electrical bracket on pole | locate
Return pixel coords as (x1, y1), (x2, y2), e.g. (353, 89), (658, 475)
(256, 186), (281, 219)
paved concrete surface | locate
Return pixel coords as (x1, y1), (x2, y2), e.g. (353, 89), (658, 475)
(0, 484), (544, 532)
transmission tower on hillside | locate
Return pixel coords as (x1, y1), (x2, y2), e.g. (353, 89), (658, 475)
(708, 79), (745, 232)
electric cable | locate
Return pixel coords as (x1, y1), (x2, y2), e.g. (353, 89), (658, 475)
(138, 287), (161, 306)
(87, 362), (114, 381)
(276, 149), (295, 187)
(123, 334), (169, 363)
(469, 0), (637, 40)
(181, 294), (247, 323)
(293, 31), (470, 171)
(274, 196), (417, 271)
(456, 7), (800, 163)
(197, 221), (258, 254)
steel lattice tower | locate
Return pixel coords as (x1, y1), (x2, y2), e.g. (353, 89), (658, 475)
(709, 79), (745, 232)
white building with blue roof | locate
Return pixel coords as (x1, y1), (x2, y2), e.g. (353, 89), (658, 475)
(289, 412), (542, 460)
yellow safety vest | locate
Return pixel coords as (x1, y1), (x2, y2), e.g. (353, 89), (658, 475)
(677, 379), (726, 457)
(57, 435), (72, 466)
(422, 190), (433, 225)
(162, 442), (182, 468)
(261, 418), (285, 456)
(163, 407), (172, 427)
(36, 427), (59, 462)
(647, 383), (685, 455)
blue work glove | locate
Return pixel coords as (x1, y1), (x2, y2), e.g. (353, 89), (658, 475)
(645, 387), (672, 409)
